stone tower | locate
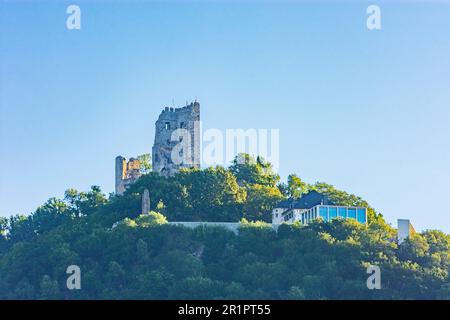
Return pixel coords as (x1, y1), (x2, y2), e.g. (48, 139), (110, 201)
(115, 156), (142, 195)
(152, 101), (200, 176)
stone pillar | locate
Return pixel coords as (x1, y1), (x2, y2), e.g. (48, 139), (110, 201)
(142, 189), (150, 214)
(115, 156), (126, 195)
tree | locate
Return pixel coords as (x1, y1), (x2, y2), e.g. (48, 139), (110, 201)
(12, 280), (35, 299)
(161, 250), (204, 280)
(134, 211), (168, 227)
(136, 238), (149, 262)
(398, 233), (430, 265)
(106, 261), (126, 290)
(169, 276), (223, 299)
(0, 217), (7, 251)
(287, 174), (308, 199)
(8, 214), (35, 242)
(64, 186), (107, 217)
(0, 217), (7, 237)
(137, 153), (152, 174)
(242, 184), (284, 222)
(32, 198), (72, 234)
(39, 275), (60, 300)
(229, 153), (279, 187)
(286, 286), (306, 300)
(172, 166), (246, 222)
(1, 164), (449, 300)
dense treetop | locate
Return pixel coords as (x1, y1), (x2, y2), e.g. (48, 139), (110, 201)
(0, 154), (448, 299)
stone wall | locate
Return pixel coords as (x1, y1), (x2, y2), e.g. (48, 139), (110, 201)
(167, 221), (280, 234)
(152, 102), (200, 177)
(168, 222), (241, 234)
(115, 156), (142, 195)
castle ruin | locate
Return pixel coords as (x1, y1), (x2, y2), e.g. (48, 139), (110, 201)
(115, 156), (142, 195)
(152, 101), (200, 177)
(115, 101), (200, 195)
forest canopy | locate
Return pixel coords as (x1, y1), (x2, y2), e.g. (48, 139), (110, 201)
(0, 154), (448, 299)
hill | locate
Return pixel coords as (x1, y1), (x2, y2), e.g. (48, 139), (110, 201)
(0, 155), (448, 299)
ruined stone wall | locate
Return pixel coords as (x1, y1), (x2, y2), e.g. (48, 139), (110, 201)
(115, 156), (142, 195)
(152, 101), (200, 177)
(127, 158), (140, 171)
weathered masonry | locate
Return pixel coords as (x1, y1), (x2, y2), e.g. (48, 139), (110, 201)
(152, 101), (200, 177)
(115, 156), (142, 195)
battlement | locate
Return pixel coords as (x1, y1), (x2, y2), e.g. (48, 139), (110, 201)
(114, 101), (201, 194)
(160, 101), (200, 114)
(157, 102), (200, 124)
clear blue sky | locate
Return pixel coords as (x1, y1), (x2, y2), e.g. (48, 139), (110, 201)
(1, 1), (449, 232)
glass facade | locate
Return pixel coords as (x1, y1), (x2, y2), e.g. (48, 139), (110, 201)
(348, 208), (356, 220)
(357, 208), (366, 224)
(319, 207), (328, 221)
(329, 207), (337, 220)
(299, 206), (367, 225)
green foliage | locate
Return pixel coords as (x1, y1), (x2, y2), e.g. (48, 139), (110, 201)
(287, 174), (309, 199)
(8, 214), (36, 242)
(134, 211), (168, 227)
(113, 212), (168, 230)
(0, 214), (448, 299)
(242, 184), (284, 222)
(310, 182), (384, 224)
(64, 186), (107, 217)
(137, 153), (152, 174)
(0, 217), (7, 236)
(230, 153), (280, 187)
(239, 218), (273, 230)
(39, 275), (60, 300)
(0, 153), (448, 299)
(127, 166), (246, 222)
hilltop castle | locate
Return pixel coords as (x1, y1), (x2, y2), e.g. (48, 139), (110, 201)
(114, 101), (414, 243)
(152, 101), (200, 177)
(115, 156), (141, 195)
(115, 101), (200, 195)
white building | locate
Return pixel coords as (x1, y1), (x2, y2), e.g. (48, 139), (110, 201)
(397, 219), (415, 244)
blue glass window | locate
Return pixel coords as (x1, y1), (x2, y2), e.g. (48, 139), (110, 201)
(319, 207), (328, 221)
(348, 208), (356, 220)
(357, 208), (366, 224)
(338, 207), (347, 218)
(329, 207), (337, 220)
